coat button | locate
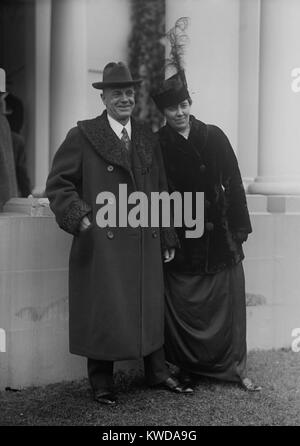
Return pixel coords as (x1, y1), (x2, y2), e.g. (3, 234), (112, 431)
(107, 165), (114, 172)
(199, 164), (206, 173)
(107, 230), (114, 239)
(205, 222), (214, 231)
(152, 230), (158, 239)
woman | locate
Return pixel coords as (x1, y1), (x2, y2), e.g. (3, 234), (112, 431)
(152, 70), (261, 391)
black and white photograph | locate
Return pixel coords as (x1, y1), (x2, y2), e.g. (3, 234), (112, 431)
(0, 0), (300, 429)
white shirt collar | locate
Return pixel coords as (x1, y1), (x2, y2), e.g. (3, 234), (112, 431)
(107, 113), (132, 140)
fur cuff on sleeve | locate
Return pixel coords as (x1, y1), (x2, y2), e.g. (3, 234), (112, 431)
(160, 227), (180, 252)
(60, 200), (92, 235)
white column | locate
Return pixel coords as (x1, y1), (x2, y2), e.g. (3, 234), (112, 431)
(34, 0), (51, 195)
(237, 0), (260, 185)
(165, 0), (240, 151)
(50, 0), (87, 162)
(248, 0), (300, 195)
(24, 1), (36, 187)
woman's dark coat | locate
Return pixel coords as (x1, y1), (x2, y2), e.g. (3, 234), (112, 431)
(46, 111), (177, 360)
(158, 115), (252, 275)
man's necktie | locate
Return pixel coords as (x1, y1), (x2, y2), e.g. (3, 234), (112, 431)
(121, 127), (131, 152)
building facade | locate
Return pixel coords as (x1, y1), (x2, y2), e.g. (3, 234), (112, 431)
(1, 0), (300, 388)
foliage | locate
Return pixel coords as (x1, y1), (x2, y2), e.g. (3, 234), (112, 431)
(128, 0), (166, 131)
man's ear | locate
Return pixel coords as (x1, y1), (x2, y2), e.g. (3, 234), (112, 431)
(101, 92), (105, 106)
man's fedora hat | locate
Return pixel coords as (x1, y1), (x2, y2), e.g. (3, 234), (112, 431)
(92, 62), (142, 90)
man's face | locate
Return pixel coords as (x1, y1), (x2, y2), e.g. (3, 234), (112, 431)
(101, 86), (135, 124)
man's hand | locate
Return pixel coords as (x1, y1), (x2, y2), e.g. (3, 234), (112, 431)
(79, 215), (91, 231)
(163, 248), (175, 263)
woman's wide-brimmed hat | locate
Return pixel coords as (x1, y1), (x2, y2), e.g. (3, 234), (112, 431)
(92, 62), (142, 90)
(151, 70), (190, 111)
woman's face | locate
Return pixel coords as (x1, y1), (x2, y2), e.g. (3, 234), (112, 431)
(164, 99), (191, 132)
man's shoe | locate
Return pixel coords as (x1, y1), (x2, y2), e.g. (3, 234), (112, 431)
(240, 377), (262, 392)
(93, 390), (118, 405)
(157, 376), (194, 394)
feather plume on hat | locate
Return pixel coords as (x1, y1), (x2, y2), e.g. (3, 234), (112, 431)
(164, 17), (190, 88)
(151, 17), (191, 111)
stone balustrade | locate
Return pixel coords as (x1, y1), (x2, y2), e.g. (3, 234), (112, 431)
(1, 196), (300, 389)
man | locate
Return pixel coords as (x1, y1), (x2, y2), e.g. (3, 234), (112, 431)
(46, 62), (192, 404)
(0, 67), (18, 210)
(11, 131), (32, 197)
(4, 91), (32, 197)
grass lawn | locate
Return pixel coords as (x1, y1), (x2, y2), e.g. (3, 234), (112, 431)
(0, 349), (299, 426)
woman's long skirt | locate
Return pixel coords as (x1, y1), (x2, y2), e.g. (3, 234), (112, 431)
(164, 262), (247, 383)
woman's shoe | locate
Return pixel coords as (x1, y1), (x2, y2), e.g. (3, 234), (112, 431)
(157, 376), (194, 394)
(240, 377), (262, 392)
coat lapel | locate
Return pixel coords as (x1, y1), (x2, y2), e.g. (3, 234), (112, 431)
(160, 116), (208, 158)
(77, 111), (153, 173)
(77, 112), (131, 172)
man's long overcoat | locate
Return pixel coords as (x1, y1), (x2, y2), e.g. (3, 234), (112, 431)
(46, 111), (177, 360)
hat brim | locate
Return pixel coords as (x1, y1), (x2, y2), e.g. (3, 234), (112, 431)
(152, 87), (190, 112)
(92, 79), (142, 90)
